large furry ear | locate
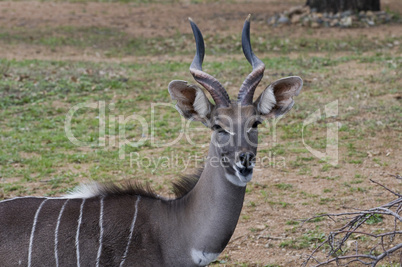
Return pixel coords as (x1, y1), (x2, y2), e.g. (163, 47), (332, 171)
(168, 80), (214, 124)
(254, 76), (303, 118)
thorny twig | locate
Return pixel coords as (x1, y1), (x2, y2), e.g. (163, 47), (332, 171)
(302, 178), (402, 267)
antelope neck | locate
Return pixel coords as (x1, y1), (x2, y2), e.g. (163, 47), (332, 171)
(172, 144), (246, 266)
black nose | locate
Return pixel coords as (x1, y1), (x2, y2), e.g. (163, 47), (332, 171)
(239, 152), (255, 169)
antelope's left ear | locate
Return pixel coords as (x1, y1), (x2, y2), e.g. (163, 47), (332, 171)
(254, 76), (303, 119)
(168, 80), (213, 125)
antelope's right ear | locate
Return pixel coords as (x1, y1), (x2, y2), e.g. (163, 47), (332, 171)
(254, 76), (303, 119)
(168, 80), (213, 124)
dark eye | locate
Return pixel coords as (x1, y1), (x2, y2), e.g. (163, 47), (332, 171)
(212, 124), (222, 131)
(212, 124), (228, 134)
(252, 121), (262, 128)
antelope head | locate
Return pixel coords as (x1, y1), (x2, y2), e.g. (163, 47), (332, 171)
(169, 15), (303, 187)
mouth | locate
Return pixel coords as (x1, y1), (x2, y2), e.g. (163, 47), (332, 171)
(233, 165), (253, 183)
(225, 164), (254, 187)
(237, 166), (253, 177)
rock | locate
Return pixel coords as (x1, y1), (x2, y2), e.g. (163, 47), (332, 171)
(341, 10), (353, 17)
(255, 224), (266, 231)
(374, 11), (386, 15)
(330, 18), (340, 27)
(277, 15), (290, 24)
(268, 5), (394, 28)
(311, 21), (320, 28)
(288, 5), (304, 16)
(317, 18), (324, 25)
(301, 17), (310, 26)
(291, 14), (302, 24)
(367, 19), (375, 26)
(340, 16), (352, 27)
(372, 150), (381, 156)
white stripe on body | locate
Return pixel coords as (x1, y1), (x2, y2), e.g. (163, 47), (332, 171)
(28, 199), (48, 267)
(76, 199), (86, 267)
(119, 196), (141, 267)
(96, 197), (104, 267)
(54, 199), (69, 267)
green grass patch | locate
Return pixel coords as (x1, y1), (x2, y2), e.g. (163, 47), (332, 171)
(274, 183), (293, 190)
(1, 25), (401, 57)
(366, 214), (384, 225)
(280, 229), (326, 249)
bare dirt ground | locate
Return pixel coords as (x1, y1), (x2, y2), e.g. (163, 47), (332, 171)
(0, 1), (401, 266)
(0, 0), (401, 62)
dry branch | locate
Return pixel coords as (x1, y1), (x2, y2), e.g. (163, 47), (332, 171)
(302, 178), (402, 266)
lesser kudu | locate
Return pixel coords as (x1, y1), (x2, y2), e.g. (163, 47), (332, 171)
(0, 15), (302, 266)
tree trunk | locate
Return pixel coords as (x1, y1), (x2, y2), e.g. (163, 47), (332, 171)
(306, 0), (380, 13)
